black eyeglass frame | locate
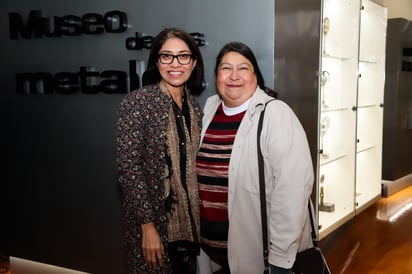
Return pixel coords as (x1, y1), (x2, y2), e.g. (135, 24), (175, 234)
(158, 53), (194, 65)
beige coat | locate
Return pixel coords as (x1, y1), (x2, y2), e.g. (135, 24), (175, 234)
(198, 88), (314, 273)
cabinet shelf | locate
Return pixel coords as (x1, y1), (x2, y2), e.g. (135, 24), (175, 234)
(357, 144), (375, 153)
(357, 104), (378, 109)
(321, 106), (350, 113)
(359, 59), (378, 64)
(320, 153), (347, 166)
(322, 54), (352, 61)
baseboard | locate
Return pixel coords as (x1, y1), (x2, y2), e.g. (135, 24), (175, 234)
(382, 173), (412, 197)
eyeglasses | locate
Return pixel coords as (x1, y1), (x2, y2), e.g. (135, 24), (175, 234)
(158, 53), (193, 65)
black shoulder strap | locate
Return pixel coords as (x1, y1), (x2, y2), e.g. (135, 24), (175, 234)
(257, 99), (274, 273)
(257, 99), (318, 271)
(308, 200), (319, 247)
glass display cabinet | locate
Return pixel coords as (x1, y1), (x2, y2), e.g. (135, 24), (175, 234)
(318, 0), (387, 238)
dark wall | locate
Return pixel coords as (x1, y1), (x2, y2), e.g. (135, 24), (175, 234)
(274, 0), (322, 196)
(382, 18), (412, 180)
(0, 1), (274, 273)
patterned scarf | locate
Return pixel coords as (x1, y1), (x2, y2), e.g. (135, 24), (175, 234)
(160, 83), (200, 244)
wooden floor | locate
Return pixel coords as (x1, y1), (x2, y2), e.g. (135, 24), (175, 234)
(1, 186), (411, 274)
(320, 185), (412, 274)
(0, 255), (9, 274)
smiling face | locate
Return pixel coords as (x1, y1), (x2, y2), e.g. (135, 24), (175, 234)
(157, 37), (196, 94)
(216, 51), (257, 107)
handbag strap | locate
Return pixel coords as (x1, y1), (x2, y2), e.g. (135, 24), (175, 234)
(257, 100), (274, 273)
(307, 199), (319, 247)
(257, 100), (319, 271)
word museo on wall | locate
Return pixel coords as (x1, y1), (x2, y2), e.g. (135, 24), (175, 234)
(9, 10), (206, 95)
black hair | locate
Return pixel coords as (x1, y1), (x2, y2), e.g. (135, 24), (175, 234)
(214, 42), (277, 97)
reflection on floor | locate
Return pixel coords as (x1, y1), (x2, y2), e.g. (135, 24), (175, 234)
(320, 185), (412, 274)
(0, 255), (9, 274)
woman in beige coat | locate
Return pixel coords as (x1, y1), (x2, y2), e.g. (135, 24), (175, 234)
(196, 42), (314, 274)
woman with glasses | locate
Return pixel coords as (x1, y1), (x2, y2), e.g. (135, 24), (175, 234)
(116, 27), (204, 274)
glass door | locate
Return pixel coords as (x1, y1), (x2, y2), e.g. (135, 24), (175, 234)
(318, 0), (361, 238)
(355, 0), (387, 211)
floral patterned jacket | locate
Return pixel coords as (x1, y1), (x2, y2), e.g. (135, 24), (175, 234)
(116, 84), (202, 273)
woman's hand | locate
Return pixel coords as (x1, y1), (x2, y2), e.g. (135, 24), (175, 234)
(141, 222), (164, 270)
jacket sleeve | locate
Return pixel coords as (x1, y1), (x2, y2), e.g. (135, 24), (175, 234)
(115, 92), (156, 225)
(264, 100), (314, 269)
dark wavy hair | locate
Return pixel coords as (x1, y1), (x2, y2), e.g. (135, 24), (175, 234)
(143, 27), (205, 94)
(214, 42), (277, 97)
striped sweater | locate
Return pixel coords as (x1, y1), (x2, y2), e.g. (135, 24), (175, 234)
(196, 104), (246, 261)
